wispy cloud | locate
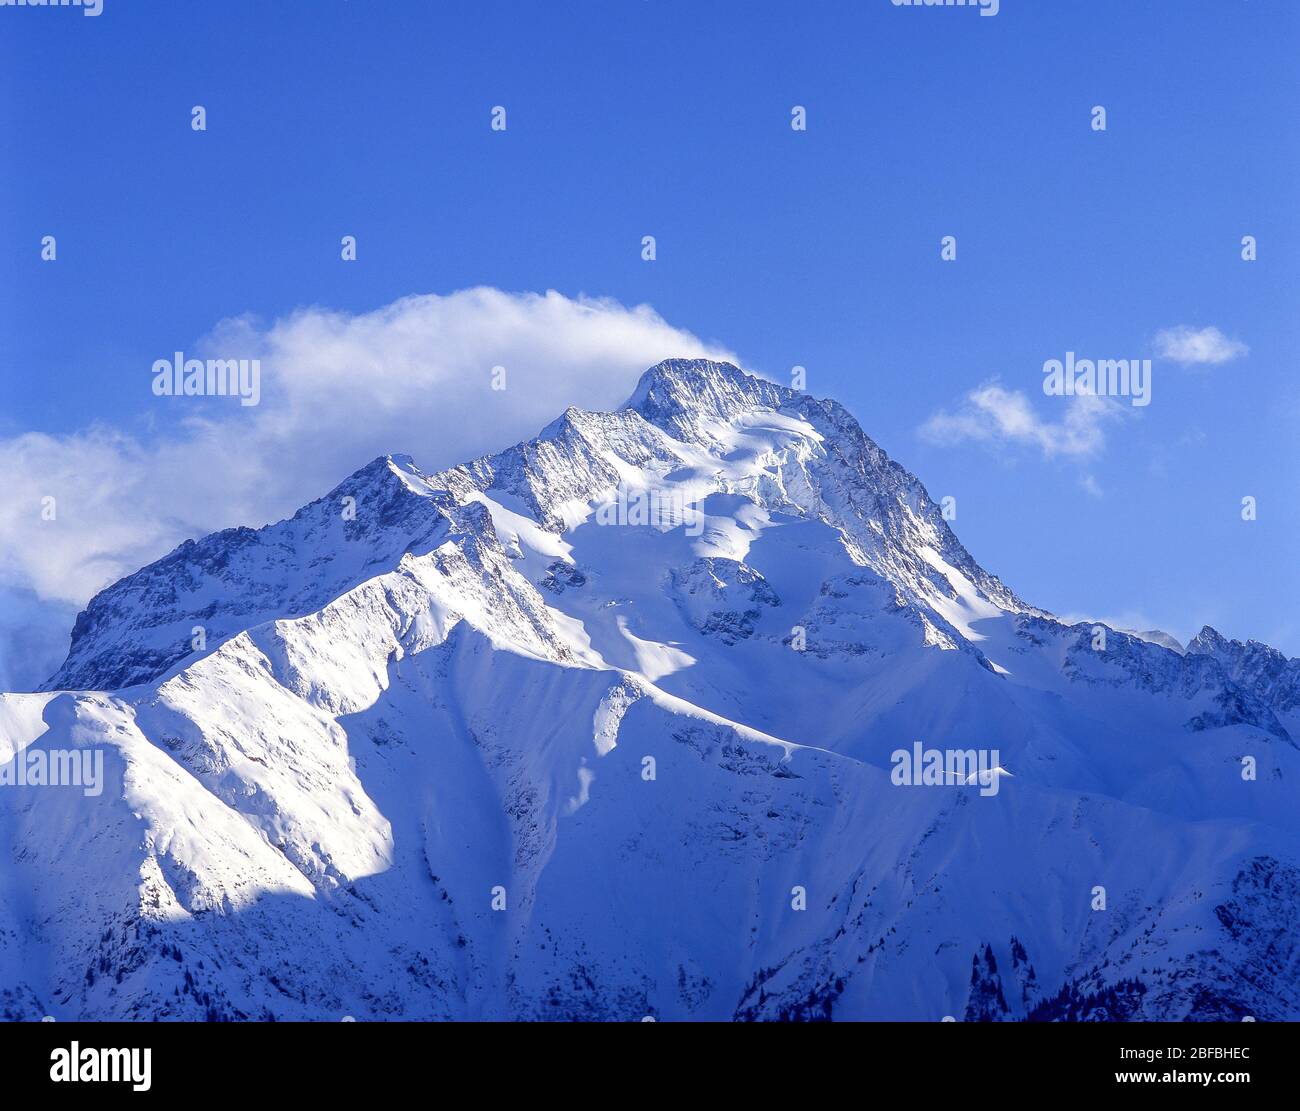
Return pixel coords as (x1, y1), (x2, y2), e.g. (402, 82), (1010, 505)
(0, 287), (735, 689)
(920, 382), (1122, 459)
(1154, 325), (1247, 365)
(1058, 611), (1188, 652)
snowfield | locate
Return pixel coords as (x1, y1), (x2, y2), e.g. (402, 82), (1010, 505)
(3, 358), (1298, 1021)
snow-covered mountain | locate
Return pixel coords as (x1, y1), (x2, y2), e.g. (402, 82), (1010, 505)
(3, 358), (1297, 1021)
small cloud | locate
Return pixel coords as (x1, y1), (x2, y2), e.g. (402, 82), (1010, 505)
(1079, 474), (1103, 499)
(1154, 325), (1247, 366)
(1059, 611), (1187, 653)
(920, 382), (1121, 460)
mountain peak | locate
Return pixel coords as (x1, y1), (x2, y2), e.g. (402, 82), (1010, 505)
(332, 452), (434, 492)
(1187, 625), (1231, 654)
(625, 356), (758, 396)
(623, 358), (791, 436)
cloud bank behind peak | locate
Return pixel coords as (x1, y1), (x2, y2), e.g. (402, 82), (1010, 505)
(0, 287), (735, 689)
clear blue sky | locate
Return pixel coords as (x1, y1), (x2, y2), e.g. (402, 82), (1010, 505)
(2, 0), (1297, 653)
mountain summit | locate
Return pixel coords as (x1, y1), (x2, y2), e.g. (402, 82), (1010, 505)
(6, 359), (1299, 1021)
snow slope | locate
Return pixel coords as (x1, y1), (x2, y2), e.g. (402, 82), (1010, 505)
(4, 358), (1297, 1021)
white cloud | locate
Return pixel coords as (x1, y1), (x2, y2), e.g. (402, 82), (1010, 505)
(1154, 325), (1247, 365)
(919, 383), (1122, 459)
(1058, 611), (1188, 653)
(0, 288), (734, 689)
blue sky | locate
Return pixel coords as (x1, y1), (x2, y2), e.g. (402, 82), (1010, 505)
(2, 0), (1297, 670)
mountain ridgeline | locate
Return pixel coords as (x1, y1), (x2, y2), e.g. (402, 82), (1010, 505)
(3, 359), (1296, 1021)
